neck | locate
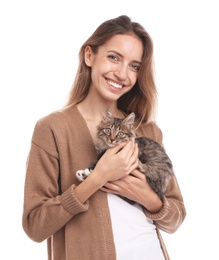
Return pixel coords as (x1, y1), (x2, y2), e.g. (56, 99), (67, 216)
(77, 99), (123, 122)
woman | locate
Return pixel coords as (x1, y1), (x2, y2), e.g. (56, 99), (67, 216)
(22, 15), (186, 260)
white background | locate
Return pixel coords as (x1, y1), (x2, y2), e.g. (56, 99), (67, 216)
(1, 0), (218, 259)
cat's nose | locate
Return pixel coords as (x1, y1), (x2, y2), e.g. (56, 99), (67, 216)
(110, 138), (116, 144)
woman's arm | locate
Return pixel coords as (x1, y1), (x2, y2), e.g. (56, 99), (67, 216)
(22, 143), (90, 242)
(100, 169), (163, 213)
(23, 121), (139, 242)
(75, 140), (139, 203)
(143, 176), (186, 234)
(100, 122), (186, 233)
(101, 170), (186, 233)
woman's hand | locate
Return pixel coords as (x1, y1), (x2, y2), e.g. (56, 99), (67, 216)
(100, 169), (163, 213)
(92, 140), (139, 185)
(75, 140), (138, 204)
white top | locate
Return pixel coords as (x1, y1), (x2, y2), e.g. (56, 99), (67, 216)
(107, 193), (165, 260)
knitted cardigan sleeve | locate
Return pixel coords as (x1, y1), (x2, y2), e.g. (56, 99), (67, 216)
(22, 115), (89, 243)
(139, 122), (186, 234)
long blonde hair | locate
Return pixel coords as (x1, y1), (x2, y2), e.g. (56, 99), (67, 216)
(65, 15), (158, 125)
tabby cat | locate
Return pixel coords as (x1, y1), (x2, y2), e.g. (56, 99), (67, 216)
(76, 108), (174, 202)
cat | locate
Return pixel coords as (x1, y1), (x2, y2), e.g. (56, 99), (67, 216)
(76, 107), (174, 202)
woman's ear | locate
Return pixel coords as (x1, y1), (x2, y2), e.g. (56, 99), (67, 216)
(84, 46), (93, 67)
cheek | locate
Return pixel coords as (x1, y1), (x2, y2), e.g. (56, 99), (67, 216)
(91, 57), (109, 76)
(115, 137), (129, 144)
(123, 75), (138, 93)
(106, 136), (111, 143)
(103, 136), (112, 145)
(130, 75), (138, 88)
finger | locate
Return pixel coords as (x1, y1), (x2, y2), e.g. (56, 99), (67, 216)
(119, 140), (135, 158)
(107, 141), (127, 155)
(129, 159), (140, 173)
(103, 181), (118, 190)
(131, 143), (139, 161)
(100, 186), (120, 195)
(100, 182), (120, 193)
(131, 169), (146, 180)
(126, 143), (139, 167)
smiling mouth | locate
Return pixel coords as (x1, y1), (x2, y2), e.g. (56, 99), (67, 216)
(107, 80), (123, 89)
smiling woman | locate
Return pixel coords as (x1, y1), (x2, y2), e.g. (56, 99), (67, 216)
(82, 34), (143, 102)
(22, 15), (186, 260)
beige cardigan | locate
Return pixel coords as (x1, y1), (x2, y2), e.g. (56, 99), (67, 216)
(22, 105), (186, 260)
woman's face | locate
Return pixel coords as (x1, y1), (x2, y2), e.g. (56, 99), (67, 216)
(85, 34), (143, 103)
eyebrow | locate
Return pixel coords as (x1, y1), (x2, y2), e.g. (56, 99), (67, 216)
(107, 50), (142, 64)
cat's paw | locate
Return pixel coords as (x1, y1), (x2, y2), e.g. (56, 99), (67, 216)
(76, 168), (92, 182)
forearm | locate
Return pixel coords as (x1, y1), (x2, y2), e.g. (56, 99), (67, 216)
(75, 169), (106, 203)
(143, 177), (186, 233)
(23, 185), (89, 242)
(138, 187), (163, 213)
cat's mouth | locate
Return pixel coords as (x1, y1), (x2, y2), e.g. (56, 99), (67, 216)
(107, 80), (123, 89)
(107, 141), (126, 147)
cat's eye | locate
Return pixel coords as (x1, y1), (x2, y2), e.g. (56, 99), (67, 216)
(117, 132), (125, 138)
(104, 128), (111, 135)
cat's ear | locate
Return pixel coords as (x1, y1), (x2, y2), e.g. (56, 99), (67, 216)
(102, 107), (112, 121)
(122, 112), (135, 126)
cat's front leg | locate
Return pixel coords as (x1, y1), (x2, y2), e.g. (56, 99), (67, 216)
(76, 168), (92, 182)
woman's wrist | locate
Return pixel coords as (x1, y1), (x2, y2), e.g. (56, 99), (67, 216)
(140, 190), (163, 213)
(74, 169), (106, 204)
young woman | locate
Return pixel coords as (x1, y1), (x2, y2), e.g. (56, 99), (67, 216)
(22, 15), (186, 260)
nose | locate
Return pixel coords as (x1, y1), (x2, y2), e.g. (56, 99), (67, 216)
(110, 134), (117, 144)
(110, 137), (116, 143)
(114, 63), (128, 80)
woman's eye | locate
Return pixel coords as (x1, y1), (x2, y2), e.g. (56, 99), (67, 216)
(131, 64), (140, 71)
(108, 55), (119, 61)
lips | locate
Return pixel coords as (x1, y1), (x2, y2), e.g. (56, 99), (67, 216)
(107, 80), (123, 89)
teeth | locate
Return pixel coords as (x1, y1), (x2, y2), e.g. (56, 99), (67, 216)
(108, 80), (122, 89)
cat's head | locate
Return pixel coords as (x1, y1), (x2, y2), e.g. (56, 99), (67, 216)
(96, 107), (136, 150)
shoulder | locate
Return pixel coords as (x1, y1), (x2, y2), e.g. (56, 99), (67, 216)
(137, 121), (163, 145)
(34, 105), (79, 132)
(31, 105), (80, 147)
